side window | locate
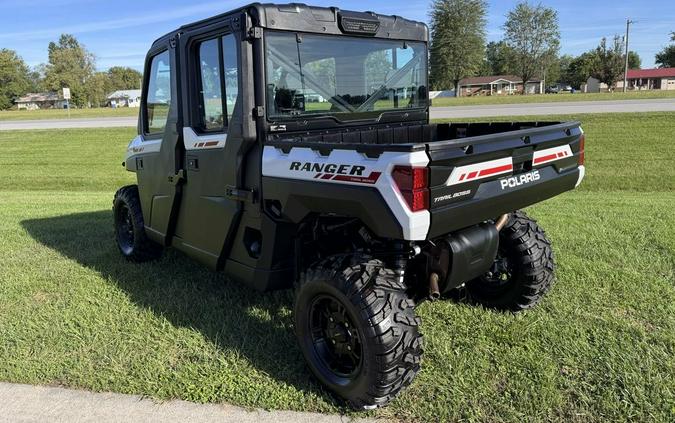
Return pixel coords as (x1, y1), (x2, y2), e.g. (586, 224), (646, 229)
(222, 34), (239, 122)
(145, 50), (171, 134)
(197, 39), (224, 130)
(194, 33), (239, 132)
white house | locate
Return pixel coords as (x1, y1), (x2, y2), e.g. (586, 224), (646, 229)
(15, 92), (67, 110)
(107, 89), (142, 108)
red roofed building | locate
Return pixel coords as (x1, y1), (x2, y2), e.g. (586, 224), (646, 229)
(624, 68), (675, 90)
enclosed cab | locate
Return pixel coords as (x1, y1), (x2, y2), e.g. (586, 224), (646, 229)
(114, 3), (585, 409)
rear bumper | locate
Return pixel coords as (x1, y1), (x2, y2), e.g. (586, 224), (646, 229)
(427, 165), (581, 238)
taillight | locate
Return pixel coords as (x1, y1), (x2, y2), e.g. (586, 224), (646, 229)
(578, 134), (585, 165)
(392, 166), (429, 212)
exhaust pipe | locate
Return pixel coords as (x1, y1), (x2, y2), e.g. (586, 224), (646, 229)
(494, 214), (509, 231)
(428, 272), (440, 301)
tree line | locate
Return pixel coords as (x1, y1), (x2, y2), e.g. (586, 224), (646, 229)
(0, 34), (141, 110)
(430, 0), (675, 93)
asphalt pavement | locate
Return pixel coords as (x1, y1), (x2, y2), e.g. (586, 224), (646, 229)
(0, 116), (138, 131)
(0, 382), (372, 423)
(1, 98), (674, 131)
(430, 97), (675, 119)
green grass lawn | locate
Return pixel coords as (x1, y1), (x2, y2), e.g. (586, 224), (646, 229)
(0, 113), (674, 422)
(432, 90), (675, 107)
(0, 107), (139, 121)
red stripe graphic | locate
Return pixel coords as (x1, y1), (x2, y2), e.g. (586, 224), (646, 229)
(321, 174), (334, 180)
(533, 153), (558, 165)
(478, 164), (513, 177)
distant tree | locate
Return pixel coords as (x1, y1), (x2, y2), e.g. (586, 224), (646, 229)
(28, 65), (46, 92)
(591, 35), (625, 90)
(0, 49), (32, 110)
(85, 72), (111, 107)
(503, 2), (560, 94)
(107, 66), (142, 91)
(655, 32), (675, 68)
(44, 34), (95, 107)
(628, 51), (641, 69)
(429, 0), (487, 93)
(483, 41), (514, 76)
(562, 51), (597, 89)
(556, 54), (574, 84)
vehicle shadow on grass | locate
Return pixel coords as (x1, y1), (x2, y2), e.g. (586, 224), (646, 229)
(21, 210), (338, 408)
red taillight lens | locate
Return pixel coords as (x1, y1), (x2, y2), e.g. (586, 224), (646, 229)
(392, 166), (429, 212)
(578, 134), (585, 166)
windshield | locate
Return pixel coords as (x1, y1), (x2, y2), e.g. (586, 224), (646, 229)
(265, 31), (428, 121)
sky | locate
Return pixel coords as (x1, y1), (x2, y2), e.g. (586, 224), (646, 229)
(1, 0), (673, 72)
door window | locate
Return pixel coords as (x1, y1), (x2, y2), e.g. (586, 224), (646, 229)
(197, 39), (224, 130)
(145, 50), (171, 134)
(195, 33), (239, 131)
(222, 34), (239, 122)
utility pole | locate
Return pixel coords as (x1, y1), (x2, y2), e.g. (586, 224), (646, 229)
(623, 19), (636, 93)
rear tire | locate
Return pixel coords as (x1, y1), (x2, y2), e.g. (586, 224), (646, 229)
(113, 185), (162, 262)
(294, 256), (423, 409)
(465, 210), (555, 311)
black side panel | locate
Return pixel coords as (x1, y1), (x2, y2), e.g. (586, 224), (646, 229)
(262, 177), (404, 239)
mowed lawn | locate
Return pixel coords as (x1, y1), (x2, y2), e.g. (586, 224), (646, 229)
(0, 113), (674, 422)
(0, 107), (138, 121)
(431, 89), (675, 107)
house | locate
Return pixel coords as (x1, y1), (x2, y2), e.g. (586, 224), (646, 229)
(585, 68), (675, 92)
(14, 92), (67, 110)
(457, 75), (544, 97)
(583, 77), (609, 93)
(622, 68), (675, 91)
(107, 89), (142, 108)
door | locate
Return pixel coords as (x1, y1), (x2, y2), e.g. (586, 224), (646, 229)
(136, 40), (184, 246)
(171, 31), (244, 269)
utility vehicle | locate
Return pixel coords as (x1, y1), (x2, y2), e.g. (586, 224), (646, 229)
(114, 3), (585, 409)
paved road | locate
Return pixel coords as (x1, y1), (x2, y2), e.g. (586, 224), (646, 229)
(430, 97), (675, 119)
(0, 382), (372, 423)
(0, 116), (137, 131)
(1, 98), (674, 131)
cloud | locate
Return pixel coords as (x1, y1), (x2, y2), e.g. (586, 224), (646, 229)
(0, 0), (247, 41)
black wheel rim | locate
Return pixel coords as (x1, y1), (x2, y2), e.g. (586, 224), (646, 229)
(115, 204), (135, 255)
(479, 249), (515, 293)
(308, 294), (363, 383)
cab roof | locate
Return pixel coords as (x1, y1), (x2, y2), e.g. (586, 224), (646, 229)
(152, 2), (428, 47)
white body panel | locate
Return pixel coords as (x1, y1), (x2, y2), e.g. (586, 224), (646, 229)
(183, 127), (227, 150)
(125, 135), (161, 162)
(262, 146), (431, 240)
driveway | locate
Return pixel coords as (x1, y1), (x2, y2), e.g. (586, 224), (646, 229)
(1, 98), (674, 131)
(0, 382), (372, 423)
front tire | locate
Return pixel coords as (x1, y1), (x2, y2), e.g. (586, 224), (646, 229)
(113, 185), (162, 262)
(294, 256), (423, 409)
(465, 211), (555, 311)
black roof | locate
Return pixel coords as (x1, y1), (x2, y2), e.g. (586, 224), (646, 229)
(152, 2), (428, 47)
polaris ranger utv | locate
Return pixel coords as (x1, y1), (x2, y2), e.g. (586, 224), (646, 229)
(114, 3), (586, 409)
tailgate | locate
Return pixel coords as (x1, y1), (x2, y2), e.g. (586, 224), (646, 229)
(425, 122), (585, 238)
